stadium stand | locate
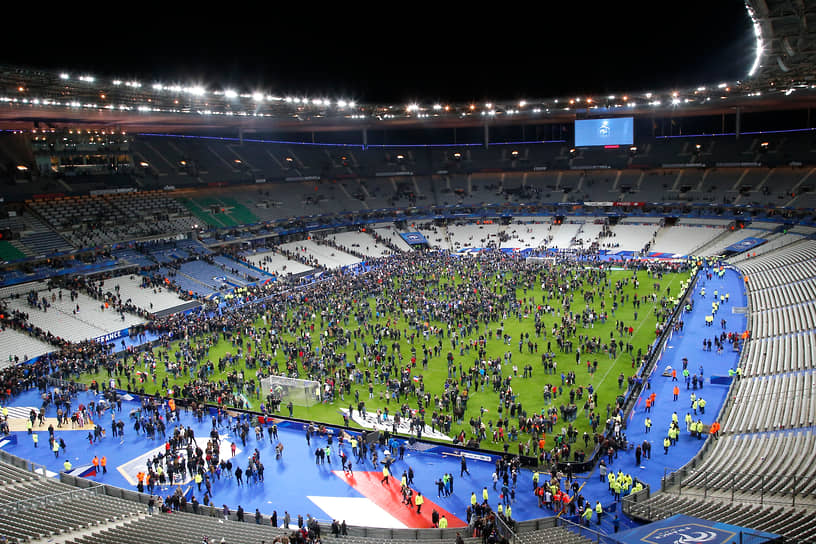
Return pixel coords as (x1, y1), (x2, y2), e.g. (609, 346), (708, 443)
(95, 274), (190, 313)
(326, 231), (395, 258)
(499, 219), (554, 249)
(4, 55), (816, 544)
(0, 327), (54, 367)
(373, 224), (414, 252)
(446, 223), (502, 250)
(628, 494), (816, 542)
(649, 223), (724, 257)
(0, 459), (147, 543)
(278, 239), (361, 269)
(0, 456), (600, 544)
(630, 239), (816, 542)
(2, 284), (144, 343)
(241, 248), (315, 276)
(547, 221), (583, 250)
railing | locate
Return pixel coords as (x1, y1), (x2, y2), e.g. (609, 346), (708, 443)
(496, 513), (518, 544)
(1, 482), (105, 514)
(554, 516), (618, 544)
(0, 448), (48, 480)
(621, 485), (650, 517)
(660, 465), (814, 507)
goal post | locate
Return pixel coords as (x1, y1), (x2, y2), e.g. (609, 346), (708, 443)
(526, 256), (556, 265)
(261, 375), (322, 407)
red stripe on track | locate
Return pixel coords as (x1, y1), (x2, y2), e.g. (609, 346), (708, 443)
(334, 470), (466, 529)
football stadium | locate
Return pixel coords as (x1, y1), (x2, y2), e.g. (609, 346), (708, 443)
(0, 3), (815, 544)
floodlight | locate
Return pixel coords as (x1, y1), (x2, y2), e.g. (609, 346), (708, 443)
(224, 90), (238, 99)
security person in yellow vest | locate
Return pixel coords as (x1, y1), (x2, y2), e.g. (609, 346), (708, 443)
(415, 491), (424, 514)
(582, 505), (593, 526)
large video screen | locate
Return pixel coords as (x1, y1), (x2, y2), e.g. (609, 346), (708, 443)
(574, 117), (633, 147)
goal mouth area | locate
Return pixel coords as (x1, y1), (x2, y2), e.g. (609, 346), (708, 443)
(261, 376), (322, 407)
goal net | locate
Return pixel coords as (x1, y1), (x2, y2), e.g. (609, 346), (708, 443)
(526, 256), (556, 265)
(261, 375), (322, 407)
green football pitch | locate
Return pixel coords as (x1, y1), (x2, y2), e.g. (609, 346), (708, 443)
(78, 264), (689, 456)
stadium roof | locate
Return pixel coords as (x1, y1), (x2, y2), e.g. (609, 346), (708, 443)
(2, 0), (816, 134)
(747, 0), (816, 83)
(3, 62), (816, 134)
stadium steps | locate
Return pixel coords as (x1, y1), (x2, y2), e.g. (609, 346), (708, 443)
(51, 305), (109, 337)
(670, 170), (685, 192)
(140, 141), (179, 173)
(788, 166), (816, 197)
(411, 176), (424, 198)
(753, 168), (776, 194)
(177, 269), (219, 291)
(689, 227), (733, 256)
(206, 144), (242, 173)
(47, 511), (151, 544)
(227, 145), (261, 172)
(338, 182), (368, 209)
(694, 169), (710, 193)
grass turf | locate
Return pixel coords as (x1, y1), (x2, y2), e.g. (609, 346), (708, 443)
(77, 266), (689, 456)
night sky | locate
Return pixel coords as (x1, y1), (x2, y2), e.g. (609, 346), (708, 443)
(2, 1), (752, 103)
